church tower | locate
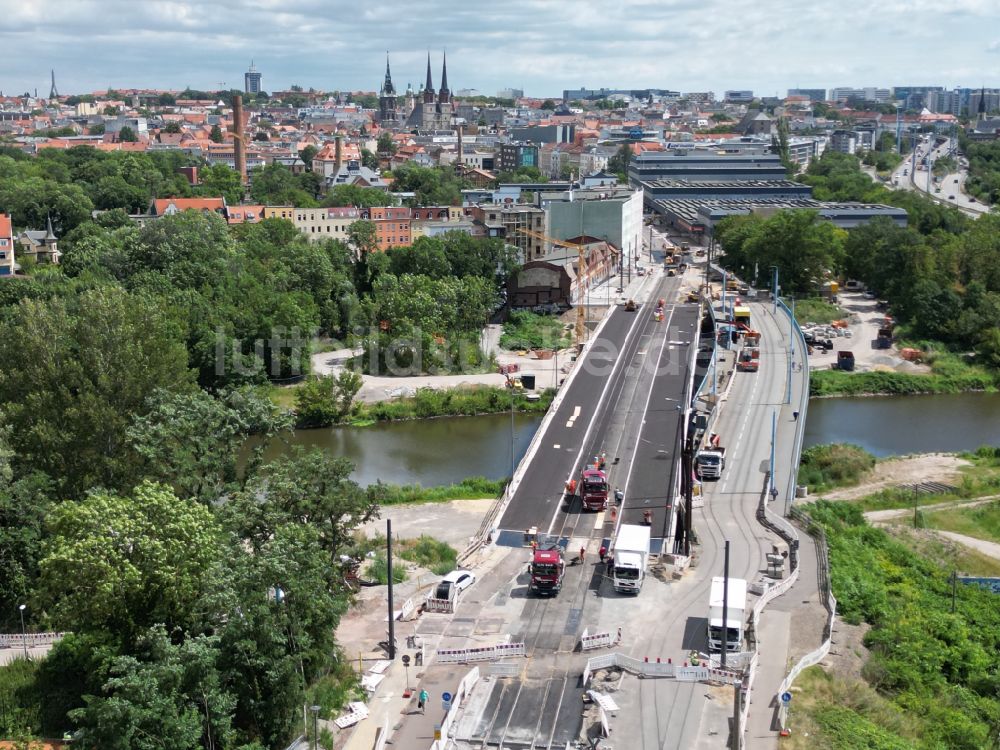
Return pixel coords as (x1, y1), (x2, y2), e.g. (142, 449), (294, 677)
(379, 53), (397, 124)
(422, 52), (436, 105)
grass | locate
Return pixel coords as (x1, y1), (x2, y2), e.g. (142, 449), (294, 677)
(358, 385), (554, 422)
(364, 552), (407, 585)
(794, 297), (844, 326)
(922, 500), (1000, 545)
(809, 368), (996, 397)
(784, 667), (918, 750)
(500, 311), (572, 351)
(799, 443), (876, 491)
(306, 654), (365, 720)
(883, 525), (1000, 578)
(397, 535), (458, 576)
(377, 476), (506, 505)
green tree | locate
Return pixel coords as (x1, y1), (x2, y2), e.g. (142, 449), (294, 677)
(118, 126), (138, 142)
(387, 236), (451, 278)
(158, 92), (177, 106)
(323, 184), (397, 208)
(163, 121), (182, 134)
(196, 163), (243, 205)
(209, 124), (224, 143)
(361, 147), (378, 170)
(127, 388), (293, 504)
(88, 122), (106, 135)
(540, 99), (556, 110)
(39, 481), (220, 639)
(376, 132), (397, 156)
(70, 627), (235, 750)
(248, 162), (317, 206)
(300, 144), (318, 169)
(0, 288), (194, 497)
(606, 144), (632, 180)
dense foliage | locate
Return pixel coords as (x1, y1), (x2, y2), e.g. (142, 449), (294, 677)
(799, 443), (876, 491)
(0, 145), (524, 749)
(961, 136), (1000, 205)
(807, 501), (1000, 749)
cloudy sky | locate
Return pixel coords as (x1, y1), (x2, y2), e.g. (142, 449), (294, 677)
(2, 0), (998, 98)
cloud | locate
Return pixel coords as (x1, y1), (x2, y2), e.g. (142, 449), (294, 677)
(0, 0), (996, 96)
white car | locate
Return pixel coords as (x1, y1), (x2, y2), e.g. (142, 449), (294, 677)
(435, 569), (476, 599)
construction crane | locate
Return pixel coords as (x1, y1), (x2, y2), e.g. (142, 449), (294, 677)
(514, 226), (618, 347)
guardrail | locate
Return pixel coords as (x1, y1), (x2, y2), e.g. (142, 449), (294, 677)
(0, 632), (66, 649)
(776, 297), (810, 516)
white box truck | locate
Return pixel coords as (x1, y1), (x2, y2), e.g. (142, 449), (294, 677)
(707, 576), (747, 652)
(612, 524), (651, 594)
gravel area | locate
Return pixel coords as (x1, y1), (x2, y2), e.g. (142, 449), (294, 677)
(818, 453), (969, 501)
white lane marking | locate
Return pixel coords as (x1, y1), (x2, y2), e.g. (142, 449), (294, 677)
(553, 444), (561, 450)
(573, 406), (582, 418)
(545, 308), (652, 537)
(613, 305), (678, 540)
(565, 421), (574, 428)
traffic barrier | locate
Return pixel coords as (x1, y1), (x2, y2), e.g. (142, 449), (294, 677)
(676, 665), (709, 682)
(434, 640), (526, 665)
(436, 648), (468, 664)
(424, 596), (454, 614)
(487, 662), (521, 677)
(436, 666), (479, 744)
(579, 628), (618, 651)
(493, 642), (525, 658)
(0, 632), (67, 649)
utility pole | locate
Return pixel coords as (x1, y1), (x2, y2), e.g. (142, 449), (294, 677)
(386, 519), (396, 659)
(771, 266), (779, 313)
(786, 296), (795, 405)
(731, 683), (743, 750)
(721, 541), (730, 668)
(769, 411), (777, 497)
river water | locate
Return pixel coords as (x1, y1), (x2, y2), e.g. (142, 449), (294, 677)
(803, 392), (1000, 457)
(253, 393), (1000, 487)
(254, 413), (544, 487)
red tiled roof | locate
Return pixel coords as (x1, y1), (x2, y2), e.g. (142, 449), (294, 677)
(151, 197), (226, 215)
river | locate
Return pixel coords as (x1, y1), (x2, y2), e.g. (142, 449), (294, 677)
(253, 413), (544, 487)
(804, 392), (1000, 457)
(252, 393), (1000, 487)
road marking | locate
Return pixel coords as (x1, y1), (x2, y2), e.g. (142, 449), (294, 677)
(565, 421), (573, 428)
(593, 511), (606, 530)
(553, 444), (560, 449)
(566, 405), (583, 428)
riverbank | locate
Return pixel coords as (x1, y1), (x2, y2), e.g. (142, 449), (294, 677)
(810, 367), (996, 397)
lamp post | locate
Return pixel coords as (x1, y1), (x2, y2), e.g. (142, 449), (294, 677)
(18, 604), (27, 660)
(310, 705), (321, 750)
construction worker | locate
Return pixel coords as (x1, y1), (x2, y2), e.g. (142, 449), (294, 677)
(606, 555), (614, 576)
(599, 545), (607, 562)
(793, 411), (799, 421)
(566, 478), (577, 496)
(614, 488), (624, 505)
(579, 545), (586, 564)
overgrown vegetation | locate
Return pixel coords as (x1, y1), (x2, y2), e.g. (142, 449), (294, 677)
(397, 536), (459, 576)
(962, 136), (1000, 205)
(794, 297), (844, 325)
(802, 500), (1000, 749)
(809, 368), (997, 397)
(500, 310), (572, 350)
(356, 386), (553, 422)
(799, 443), (876, 491)
(378, 476), (506, 505)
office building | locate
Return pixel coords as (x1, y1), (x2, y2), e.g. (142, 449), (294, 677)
(245, 62), (262, 95)
(497, 142), (539, 173)
(787, 88), (826, 102)
(542, 187), (643, 271)
(725, 90), (755, 103)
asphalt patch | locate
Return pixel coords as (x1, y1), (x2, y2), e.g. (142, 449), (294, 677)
(564, 607), (582, 636)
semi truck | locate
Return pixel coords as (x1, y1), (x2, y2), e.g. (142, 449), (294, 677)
(612, 524), (651, 594)
(695, 446), (726, 480)
(707, 576), (747, 652)
(579, 468), (609, 511)
(529, 546), (565, 596)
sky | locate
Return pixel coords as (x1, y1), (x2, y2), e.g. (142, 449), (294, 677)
(2, 0), (999, 98)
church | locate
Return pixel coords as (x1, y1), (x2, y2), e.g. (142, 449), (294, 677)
(379, 53), (454, 132)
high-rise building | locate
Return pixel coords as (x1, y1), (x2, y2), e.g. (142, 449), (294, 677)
(244, 61), (262, 94)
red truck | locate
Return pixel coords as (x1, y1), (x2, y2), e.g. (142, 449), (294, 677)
(738, 348), (759, 372)
(529, 547), (565, 595)
(580, 468), (609, 511)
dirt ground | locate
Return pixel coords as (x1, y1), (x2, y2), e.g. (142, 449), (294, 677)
(359, 498), (495, 550)
(805, 291), (931, 374)
(818, 453), (970, 501)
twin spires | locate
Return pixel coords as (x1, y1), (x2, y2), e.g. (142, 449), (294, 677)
(417, 52), (450, 105)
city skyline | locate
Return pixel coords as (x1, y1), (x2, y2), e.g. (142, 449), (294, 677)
(2, 0), (999, 97)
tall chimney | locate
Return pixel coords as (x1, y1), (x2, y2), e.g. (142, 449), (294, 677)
(232, 96), (247, 184)
(334, 134), (343, 176)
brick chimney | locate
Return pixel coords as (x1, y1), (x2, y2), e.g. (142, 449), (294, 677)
(232, 96), (247, 184)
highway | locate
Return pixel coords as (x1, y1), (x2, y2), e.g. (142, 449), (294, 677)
(889, 137), (989, 217)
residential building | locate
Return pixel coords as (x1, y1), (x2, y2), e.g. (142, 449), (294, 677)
(365, 206), (412, 250)
(411, 219), (477, 239)
(245, 62), (262, 95)
(497, 88), (524, 100)
(892, 86), (943, 110)
(509, 124), (576, 144)
(263, 206), (361, 242)
(497, 142), (539, 173)
(829, 129), (861, 154)
(0, 213), (14, 276)
(16, 216), (61, 264)
(830, 87), (892, 103)
(786, 88), (826, 102)
(148, 197), (227, 217)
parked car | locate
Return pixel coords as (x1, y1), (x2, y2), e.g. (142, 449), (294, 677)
(435, 569), (475, 600)
(949, 195), (956, 200)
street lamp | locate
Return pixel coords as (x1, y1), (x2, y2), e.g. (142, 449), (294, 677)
(310, 705), (321, 750)
(18, 604), (27, 660)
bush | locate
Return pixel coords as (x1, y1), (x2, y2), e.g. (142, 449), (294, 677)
(795, 297), (844, 326)
(378, 476), (506, 504)
(353, 386), (553, 423)
(800, 443), (876, 491)
(500, 311), (571, 351)
(809, 369), (996, 397)
(365, 553), (406, 584)
(398, 536), (458, 575)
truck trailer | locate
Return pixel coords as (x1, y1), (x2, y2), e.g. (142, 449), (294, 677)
(707, 576), (747, 652)
(612, 524), (651, 594)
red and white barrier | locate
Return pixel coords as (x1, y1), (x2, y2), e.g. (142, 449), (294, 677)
(579, 628), (620, 651)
